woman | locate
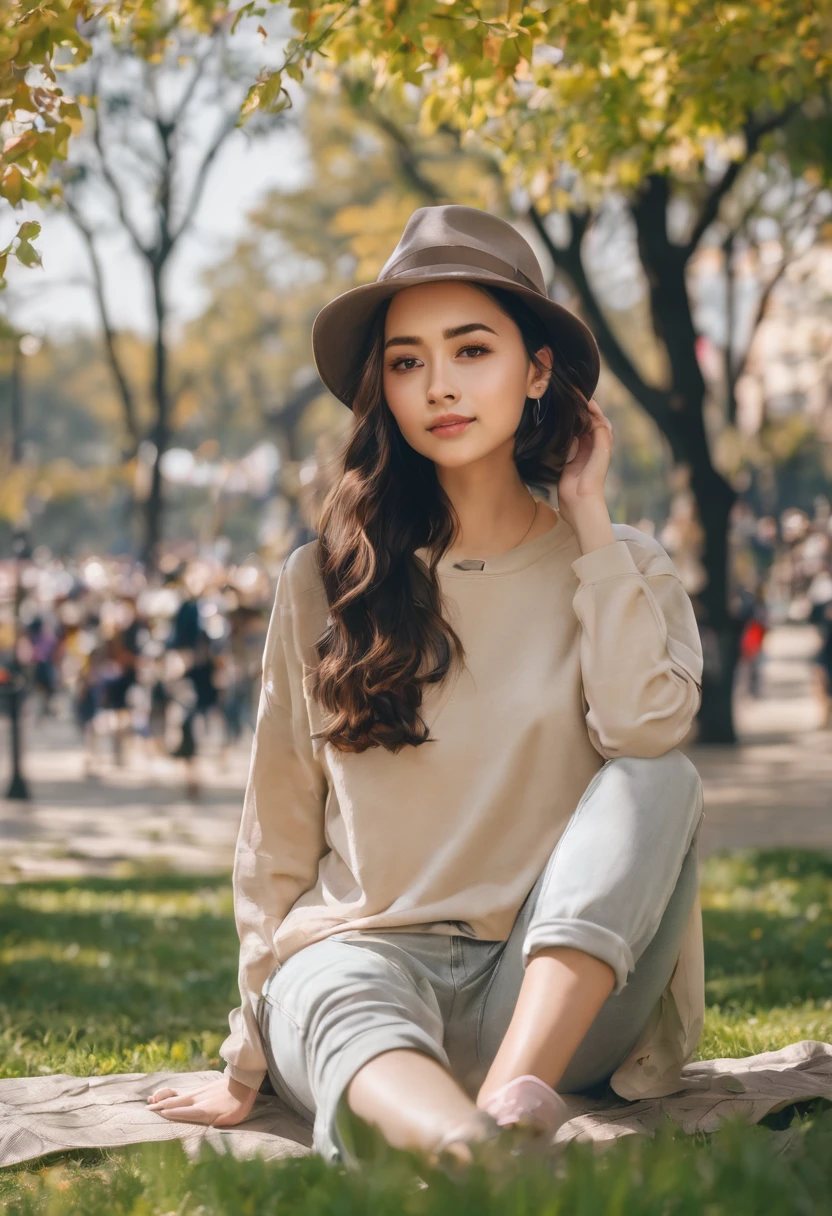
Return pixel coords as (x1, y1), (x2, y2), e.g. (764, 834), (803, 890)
(147, 205), (705, 1170)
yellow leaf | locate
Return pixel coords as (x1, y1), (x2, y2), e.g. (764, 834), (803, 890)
(3, 166), (23, 206)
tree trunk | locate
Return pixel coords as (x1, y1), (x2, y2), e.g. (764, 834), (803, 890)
(690, 462), (740, 743)
(630, 178), (741, 743)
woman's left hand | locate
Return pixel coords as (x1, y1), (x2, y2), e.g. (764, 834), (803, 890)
(556, 398), (613, 528)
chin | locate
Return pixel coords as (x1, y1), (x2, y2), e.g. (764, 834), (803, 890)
(423, 442), (484, 468)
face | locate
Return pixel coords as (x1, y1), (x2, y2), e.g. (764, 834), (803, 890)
(381, 281), (551, 471)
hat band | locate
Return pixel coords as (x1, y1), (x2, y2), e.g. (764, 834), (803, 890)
(379, 244), (542, 294)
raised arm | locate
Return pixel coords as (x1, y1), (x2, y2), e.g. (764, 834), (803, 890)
(571, 527), (704, 760)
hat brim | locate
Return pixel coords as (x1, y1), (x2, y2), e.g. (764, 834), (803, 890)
(311, 266), (600, 408)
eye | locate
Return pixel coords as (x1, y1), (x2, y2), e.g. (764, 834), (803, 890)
(388, 344), (492, 372)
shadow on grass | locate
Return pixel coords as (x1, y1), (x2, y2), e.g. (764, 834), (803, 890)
(0, 872), (237, 1074)
(701, 849), (832, 1013)
(5, 851), (831, 1067)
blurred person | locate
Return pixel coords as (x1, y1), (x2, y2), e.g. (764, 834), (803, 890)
(72, 619), (109, 778)
(98, 632), (138, 766)
(219, 604), (262, 752)
(737, 584), (768, 700)
(171, 632), (222, 798)
(148, 205), (705, 1169)
(119, 594), (150, 657)
(73, 653), (102, 779)
(169, 586), (202, 653)
(808, 572), (832, 729)
(25, 616), (62, 719)
(147, 658), (173, 758)
(168, 561), (210, 655)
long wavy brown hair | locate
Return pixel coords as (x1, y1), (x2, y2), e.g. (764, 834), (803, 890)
(305, 282), (593, 754)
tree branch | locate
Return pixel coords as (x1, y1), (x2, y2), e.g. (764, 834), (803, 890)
(632, 175), (708, 411)
(358, 99), (445, 203)
(527, 203), (677, 434)
(91, 80), (153, 261)
(62, 194), (141, 458)
(732, 189), (823, 388)
(683, 103), (800, 260)
(172, 27), (221, 125)
(735, 257), (790, 386)
(169, 110), (239, 249)
(723, 226), (738, 424)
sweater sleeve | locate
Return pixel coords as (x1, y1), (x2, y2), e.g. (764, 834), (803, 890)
(570, 529), (703, 760)
(219, 555), (327, 1091)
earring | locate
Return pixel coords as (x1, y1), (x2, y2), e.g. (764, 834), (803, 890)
(532, 396), (547, 426)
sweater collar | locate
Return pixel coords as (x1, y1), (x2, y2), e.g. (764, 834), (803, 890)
(414, 501), (576, 577)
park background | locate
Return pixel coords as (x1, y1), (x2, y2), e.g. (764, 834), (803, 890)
(1, 1), (832, 1210)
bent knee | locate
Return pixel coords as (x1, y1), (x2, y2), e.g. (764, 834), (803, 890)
(612, 749), (704, 831)
(614, 748), (701, 795)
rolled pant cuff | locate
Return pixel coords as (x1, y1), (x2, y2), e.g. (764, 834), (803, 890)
(315, 1027), (451, 1167)
(522, 919), (634, 995)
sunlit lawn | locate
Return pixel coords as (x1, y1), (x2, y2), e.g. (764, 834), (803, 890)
(1, 850), (831, 1213)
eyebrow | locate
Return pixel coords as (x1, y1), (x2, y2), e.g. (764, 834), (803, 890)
(383, 322), (499, 351)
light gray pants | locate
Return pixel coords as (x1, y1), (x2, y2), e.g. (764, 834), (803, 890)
(257, 749), (705, 1165)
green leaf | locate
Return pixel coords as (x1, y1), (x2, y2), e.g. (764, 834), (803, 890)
(230, 3), (255, 36)
(15, 239), (43, 268)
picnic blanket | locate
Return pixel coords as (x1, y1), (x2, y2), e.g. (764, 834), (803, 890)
(2, 1040), (831, 1169)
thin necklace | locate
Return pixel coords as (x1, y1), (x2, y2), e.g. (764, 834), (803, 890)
(456, 493), (539, 560)
(514, 492), (539, 550)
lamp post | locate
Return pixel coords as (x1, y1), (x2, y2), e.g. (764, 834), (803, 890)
(4, 330), (37, 800)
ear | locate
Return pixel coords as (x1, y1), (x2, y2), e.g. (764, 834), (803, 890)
(529, 345), (553, 397)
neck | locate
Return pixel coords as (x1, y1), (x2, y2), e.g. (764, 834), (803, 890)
(436, 460), (550, 558)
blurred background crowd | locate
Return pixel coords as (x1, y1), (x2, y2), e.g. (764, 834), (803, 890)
(0, 546), (278, 798)
(2, 487), (831, 802)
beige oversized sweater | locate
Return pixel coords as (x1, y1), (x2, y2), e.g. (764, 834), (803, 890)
(220, 502), (705, 1101)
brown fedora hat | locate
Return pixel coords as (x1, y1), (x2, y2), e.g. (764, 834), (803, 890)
(311, 204), (600, 409)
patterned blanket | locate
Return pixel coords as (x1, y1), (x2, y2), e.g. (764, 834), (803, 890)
(2, 1041), (831, 1168)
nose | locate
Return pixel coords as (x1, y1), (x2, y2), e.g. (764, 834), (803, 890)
(427, 370), (461, 405)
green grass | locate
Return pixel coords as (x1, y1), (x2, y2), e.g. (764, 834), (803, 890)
(1, 850), (831, 1213)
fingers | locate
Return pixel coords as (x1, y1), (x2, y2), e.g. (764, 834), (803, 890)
(147, 1092), (214, 1124)
(155, 1105), (213, 1124)
(148, 1092), (196, 1112)
(147, 1087), (177, 1102)
(147, 1083), (211, 1104)
(588, 398), (613, 434)
(586, 399), (613, 457)
(146, 1084), (224, 1126)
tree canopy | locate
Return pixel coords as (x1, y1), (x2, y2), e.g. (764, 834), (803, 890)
(3, 1), (830, 280)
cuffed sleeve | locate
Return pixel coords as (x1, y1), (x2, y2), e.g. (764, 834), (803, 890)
(219, 553), (327, 1091)
(570, 527), (703, 760)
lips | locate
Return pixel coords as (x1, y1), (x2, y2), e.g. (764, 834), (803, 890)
(428, 416), (474, 430)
